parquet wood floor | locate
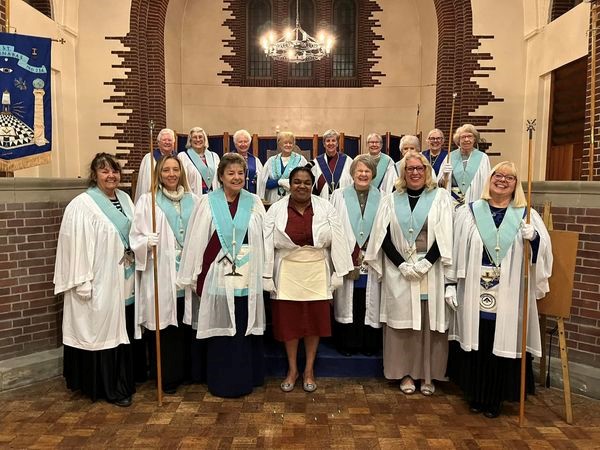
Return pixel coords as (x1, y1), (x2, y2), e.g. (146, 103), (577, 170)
(0, 377), (599, 449)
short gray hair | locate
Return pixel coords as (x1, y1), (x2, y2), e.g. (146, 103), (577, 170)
(157, 128), (175, 144)
(366, 133), (382, 143)
(350, 154), (378, 179)
(453, 124), (480, 146)
(233, 129), (252, 143)
(322, 129), (339, 141)
(399, 134), (421, 152)
(186, 126), (209, 150)
(427, 129), (444, 140)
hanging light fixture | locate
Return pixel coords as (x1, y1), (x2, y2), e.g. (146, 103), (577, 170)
(260, 0), (334, 64)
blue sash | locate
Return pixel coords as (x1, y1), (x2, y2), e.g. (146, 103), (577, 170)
(86, 187), (134, 279)
(451, 149), (484, 195)
(393, 188), (437, 247)
(153, 149), (162, 161)
(156, 191), (194, 248)
(343, 185), (381, 248)
(246, 154), (257, 193)
(471, 200), (525, 266)
(371, 153), (392, 189)
(186, 150), (215, 192)
(208, 188), (253, 261)
(317, 152), (347, 190)
(271, 152), (301, 180)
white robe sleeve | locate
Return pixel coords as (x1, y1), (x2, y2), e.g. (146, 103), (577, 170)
(177, 195), (212, 288)
(54, 198), (95, 294)
(257, 156), (273, 201)
(129, 193), (152, 271)
(134, 154), (152, 204)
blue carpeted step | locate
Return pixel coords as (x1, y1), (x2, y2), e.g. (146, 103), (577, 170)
(264, 337), (383, 378)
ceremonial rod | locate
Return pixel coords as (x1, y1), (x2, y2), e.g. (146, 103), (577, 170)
(443, 93), (458, 189)
(149, 120), (164, 406)
(415, 104), (420, 136)
(519, 119), (536, 427)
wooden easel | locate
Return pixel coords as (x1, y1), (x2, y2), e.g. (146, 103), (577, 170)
(537, 202), (578, 424)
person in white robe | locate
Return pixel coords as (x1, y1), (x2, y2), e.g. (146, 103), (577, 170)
(134, 128), (176, 203)
(232, 129), (263, 195)
(54, 153), (138, 407)
(257, 131), (308, 203)
(365, 132), (397, 193)
(177, 152), (266, 398)
(309, 129), (353, 200)
(264, 166), (354, 393)
(365, 151), (453, 396)
(446, 161), (552, 418)
(130, 155), (201, 393)
(330, 155), (383, 356)
(178, 126), (220, 195)
(438, 124), (491, 207)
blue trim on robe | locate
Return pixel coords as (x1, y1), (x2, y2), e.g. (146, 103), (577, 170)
(371, 153), (392, 189)
(470, 200), (525, 267)
(186, 150), (215, 193)
(393, 188), (437, 248)
(450, 149), (484, 195)
(156, 190), (195, 271)
(342, 185), (380, 248)
(316, 152), (347, 191)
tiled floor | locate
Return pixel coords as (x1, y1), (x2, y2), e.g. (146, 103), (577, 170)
(0, 377), (599, 449)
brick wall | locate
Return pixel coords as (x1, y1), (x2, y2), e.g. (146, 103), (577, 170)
(219, 0), (384, 87)
(433, 0), (503, 154)
(546, 205), (600, 367)
(0, 202), (64, 360)
(584, 1), (600, 180)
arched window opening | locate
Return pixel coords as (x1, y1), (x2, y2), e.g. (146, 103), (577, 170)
(289, 0), (315, 78)
(248, 0), (273, 78)
(332, 0), (356, 78)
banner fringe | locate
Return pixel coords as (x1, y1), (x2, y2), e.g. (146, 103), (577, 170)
(0, 152), (52, 171)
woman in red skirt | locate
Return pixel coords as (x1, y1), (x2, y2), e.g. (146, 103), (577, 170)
(264, 167), (354, 392)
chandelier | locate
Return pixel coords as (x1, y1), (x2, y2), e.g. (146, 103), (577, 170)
(260, 0), (334, 64)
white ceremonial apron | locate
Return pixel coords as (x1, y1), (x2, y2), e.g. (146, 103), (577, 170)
(277, 247), (328, 301)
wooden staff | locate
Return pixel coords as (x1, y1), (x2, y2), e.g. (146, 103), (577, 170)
(443, 93), (458, 189)
(519, 119), (536, 426)
(590, 2), (597, 181)
(148, 120), (163, 406)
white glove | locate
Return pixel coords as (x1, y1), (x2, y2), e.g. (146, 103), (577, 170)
(330, 272), (344, 290)
(441, 162), (453, 175)
(399, 262), (421, 281)
(75, 281), (92, 300)
(413, 259), (432, 276)
(521, 221), (537, 241)
(263, 277), (276, 294)
(445, 285), (458, 311)
(147, 232), (159, 248)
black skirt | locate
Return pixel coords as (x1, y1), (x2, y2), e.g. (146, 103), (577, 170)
(333, 287), (382, 355)
(447, 316), (535, 409)
(63, 304), (135, 403)
(205, 296), (265, 398)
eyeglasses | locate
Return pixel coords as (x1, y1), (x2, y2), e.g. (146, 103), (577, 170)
(428, 137), (443, 141)
(492, 173), (516, 182)
(459, 134), (474, 140)
(406, 166), (425, 173)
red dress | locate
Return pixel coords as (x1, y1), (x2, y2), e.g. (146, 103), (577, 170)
(271, 203), (332, 341)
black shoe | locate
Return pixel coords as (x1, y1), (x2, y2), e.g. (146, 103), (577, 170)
(113, 396), (132, 407)
(483, 404), (502, 419)
(469, 402), (482, 414)
(163, 388), (177, 395)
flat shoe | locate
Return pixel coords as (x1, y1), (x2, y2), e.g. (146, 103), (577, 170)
(113, 396), (132, 407)
(303, 381), (317, 393)
(280, 379), (296, 392)
(420, 383), (435, 396)
(400, 377), (415, 395)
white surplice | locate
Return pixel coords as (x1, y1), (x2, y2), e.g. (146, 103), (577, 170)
(176, 193), (266, 338)
(54, 191), (133, 350)
(178, 150), (220, 195)
(374, 154), (398, 193)
(439, 150), (491, 205)
(256, 152), (308, 203)
(447, 204), (553, 358)
(330, 188), (382, 327)
(310, 153), (353, 200)
(364, 188), (454, 332)
(263, 195), (354, 298)
(129, 191), (201, 339)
